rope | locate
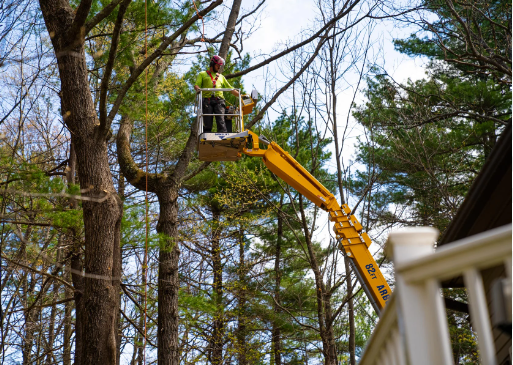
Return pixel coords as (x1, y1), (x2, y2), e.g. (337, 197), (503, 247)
(192, 1), (205, 42)
(143, 0), (149, 362)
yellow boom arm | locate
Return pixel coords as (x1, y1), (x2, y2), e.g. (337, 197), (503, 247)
(243, 130), (391, 312)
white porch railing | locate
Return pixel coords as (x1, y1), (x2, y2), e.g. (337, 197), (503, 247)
(359, 224), (512, 365)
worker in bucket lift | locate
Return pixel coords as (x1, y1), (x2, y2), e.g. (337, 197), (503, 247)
(194, 55), (240, 133)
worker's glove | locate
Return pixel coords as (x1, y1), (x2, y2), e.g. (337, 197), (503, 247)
(225, 105), (236, 120)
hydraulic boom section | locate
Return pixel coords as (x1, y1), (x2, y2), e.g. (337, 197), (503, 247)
(243, 130), (391, 313)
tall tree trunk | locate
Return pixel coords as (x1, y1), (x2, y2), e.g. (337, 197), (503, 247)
(22, 275), (36, 365)
(329, 30), (355, 363)
(209, 207), (224, 365)
(66, 142), (83, 365)
(156, 188), (181, 365)
(63, 262), (73, 365)
(322, 294), (339, 365)
(298, 197), (338, 365)
(236, 225), (247, 365)
(45, 279), (59, 365)
(332, 94), (355, 363)
(272, 195), (284, 365)
(136, 271), (145, 365)
(39, 2), (123, 363)
(344, 257), (355, 362)
(73, 104), (122, 365)
(219, 0), (242, 62)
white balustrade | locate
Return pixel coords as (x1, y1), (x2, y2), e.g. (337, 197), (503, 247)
(359, 224), (512, 365)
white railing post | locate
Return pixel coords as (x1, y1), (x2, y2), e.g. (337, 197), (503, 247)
(360, 225), (511, 365)
(196, 91), (203, 136)
(386, 227), (454, 365)
(238, 89), (243, 132)
(464, 268), (497, 365)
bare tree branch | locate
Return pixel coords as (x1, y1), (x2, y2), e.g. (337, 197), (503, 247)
(85, 0), (125, 34)
(66, 0), (93, 45)
(99, 0), (132, 133)
(246, 34), (329, 129)
(2, 254), (77, 292)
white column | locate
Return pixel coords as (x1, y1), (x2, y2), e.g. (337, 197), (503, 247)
(386, 227), (454, 365)
(464, 268), (497, 365)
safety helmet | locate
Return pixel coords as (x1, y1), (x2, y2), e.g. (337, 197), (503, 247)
(210, 55), (225, 67)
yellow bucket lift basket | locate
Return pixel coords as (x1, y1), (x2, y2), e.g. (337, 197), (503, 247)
(194, 88), (256, 162)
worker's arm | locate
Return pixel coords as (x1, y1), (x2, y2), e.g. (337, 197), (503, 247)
(194, 73), (204, 94)
(242, 130), (391, 313)
(219, 75), (239, 97)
